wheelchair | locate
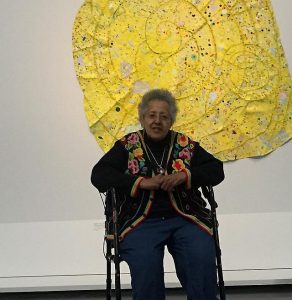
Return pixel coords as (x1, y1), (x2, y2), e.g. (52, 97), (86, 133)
(103, 186), (225, 300)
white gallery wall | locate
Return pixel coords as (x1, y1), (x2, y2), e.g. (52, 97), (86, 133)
(0, 0), (291, 292)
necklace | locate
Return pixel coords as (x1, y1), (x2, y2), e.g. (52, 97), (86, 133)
(145, 144), (166, 175)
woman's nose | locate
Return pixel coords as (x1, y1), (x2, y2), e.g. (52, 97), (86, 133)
(154, 115), (161, 123)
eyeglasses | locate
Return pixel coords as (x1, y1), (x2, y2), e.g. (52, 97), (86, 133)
(144, 112), (171, 122)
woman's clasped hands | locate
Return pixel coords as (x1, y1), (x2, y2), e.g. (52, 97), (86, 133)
(139, 172), (186, 192)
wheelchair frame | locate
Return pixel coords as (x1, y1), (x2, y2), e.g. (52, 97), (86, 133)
(104, 186), (225, 300)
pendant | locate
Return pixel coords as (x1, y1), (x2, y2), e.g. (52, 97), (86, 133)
(157, 167), (165, 175)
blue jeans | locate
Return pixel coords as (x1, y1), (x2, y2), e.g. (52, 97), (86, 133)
(119, 216), (217, 300)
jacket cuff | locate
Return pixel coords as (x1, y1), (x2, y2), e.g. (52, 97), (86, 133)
(130, 177), (144, 198)
(182, 169), (191, 190)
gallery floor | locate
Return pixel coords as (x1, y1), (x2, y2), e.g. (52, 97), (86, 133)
(1, 285), (292, 299)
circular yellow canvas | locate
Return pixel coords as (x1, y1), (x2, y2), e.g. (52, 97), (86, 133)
(72, 0), (292, 161)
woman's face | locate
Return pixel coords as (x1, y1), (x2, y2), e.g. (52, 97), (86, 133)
(140, 100), (172, 141)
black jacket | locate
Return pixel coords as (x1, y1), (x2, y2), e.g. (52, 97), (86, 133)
(91, 130), (224, 240)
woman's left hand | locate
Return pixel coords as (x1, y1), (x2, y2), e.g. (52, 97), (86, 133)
(160, 172), (186, 192)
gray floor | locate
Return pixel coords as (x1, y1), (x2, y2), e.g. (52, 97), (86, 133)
(1, 285), (292, 300)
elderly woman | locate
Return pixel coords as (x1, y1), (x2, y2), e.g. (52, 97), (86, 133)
(91, 89), (224, 300)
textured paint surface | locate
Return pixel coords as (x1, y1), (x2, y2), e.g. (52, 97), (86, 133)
(72, 0), (292, 160)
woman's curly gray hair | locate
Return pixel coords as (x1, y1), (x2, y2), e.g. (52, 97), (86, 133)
(138, 89), (178, 124)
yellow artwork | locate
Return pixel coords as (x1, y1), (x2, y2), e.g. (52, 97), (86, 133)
(72, 0), (292, 161)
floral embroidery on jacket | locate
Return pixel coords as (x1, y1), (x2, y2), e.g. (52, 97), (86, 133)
(133, 147), (143, 160)
(172, 159), (186, 172)
(123, 131), (195, 176)
(179, 148), (191, 160)
(128, 133), (139, 145)
(128, 159), (139, 174)
(172, 133), (196, 173)
(177, 134), (188, 147)
(123, 133), (147, 175)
